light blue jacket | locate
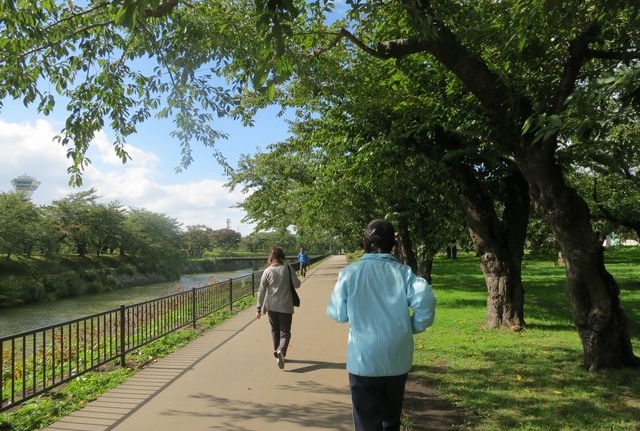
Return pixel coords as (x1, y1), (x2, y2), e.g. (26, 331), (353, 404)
(326, 253), (436, 376)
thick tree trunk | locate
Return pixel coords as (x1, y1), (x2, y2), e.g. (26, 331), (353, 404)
(517, 146), (639, 369)
(389, 0), (639, 368)
(448, 159), (529, 331)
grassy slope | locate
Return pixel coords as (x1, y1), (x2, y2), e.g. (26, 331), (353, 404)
(414, 247), (640, 431)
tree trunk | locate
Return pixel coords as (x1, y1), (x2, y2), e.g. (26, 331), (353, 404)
(385, 0), (640, 368)
(517, 146), (639, 369)
(416, 254), (433, 283)
(394, 211), (435, 282)
(395, 218), (418, 273)
(470, 181), (528, 331)
(447, 157), (529, 331)
(77, 242), (87, 258)
(446, 244), (457, 259)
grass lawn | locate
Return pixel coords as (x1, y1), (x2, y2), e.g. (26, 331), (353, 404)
(414, 247), (640, 431)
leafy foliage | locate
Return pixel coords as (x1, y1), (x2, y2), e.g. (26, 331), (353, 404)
(0, 192), (43, 259)
(0, 0), (268, 184)
(209, 228), (242, 256)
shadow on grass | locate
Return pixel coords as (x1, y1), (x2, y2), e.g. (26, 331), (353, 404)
(424, 250), (640, 430)
(435, 252), (640, 333)
(413, 348), (640, 430)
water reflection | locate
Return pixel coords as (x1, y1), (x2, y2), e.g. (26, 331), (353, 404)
(0, 269), (254, 337)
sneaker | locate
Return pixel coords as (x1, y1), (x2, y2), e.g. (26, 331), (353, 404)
(276, 351), (285, 369)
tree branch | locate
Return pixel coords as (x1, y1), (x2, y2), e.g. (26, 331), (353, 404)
(587, 48), (640, 61)
(320, 25), (528, 146)
(143, 0), (181, 18)
(16, 21), (114, 60)
(553, 22), (602, 114)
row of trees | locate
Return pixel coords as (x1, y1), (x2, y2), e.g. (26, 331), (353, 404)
(0, 189), (320, 268)
(1, 0), (639, 370)
(224, 1), (640, 369)
(229, 0), (640, 370)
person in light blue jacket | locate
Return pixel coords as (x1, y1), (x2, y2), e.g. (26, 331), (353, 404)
(327, 219), (436, 431)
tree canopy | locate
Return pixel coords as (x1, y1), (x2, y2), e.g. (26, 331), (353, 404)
(2, 0), (640, 368)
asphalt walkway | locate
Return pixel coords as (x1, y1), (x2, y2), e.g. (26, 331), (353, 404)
(43, 255), (458, 431)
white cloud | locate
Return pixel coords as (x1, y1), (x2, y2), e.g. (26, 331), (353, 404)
(91, 130), (160, 167)
(0, 118), (255, 235)
(0, 118), (72, 202)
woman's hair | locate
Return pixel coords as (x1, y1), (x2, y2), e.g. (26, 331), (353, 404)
(363, 219), (395, 253)
(268, 246), (286, 265)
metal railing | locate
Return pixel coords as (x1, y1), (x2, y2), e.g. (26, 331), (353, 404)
(0, 254), (328, 412)
(0, 270), (261, 412)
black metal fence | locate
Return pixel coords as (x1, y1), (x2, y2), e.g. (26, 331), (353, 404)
(0, 255), (328, 412)
(0, 270), (261, 413)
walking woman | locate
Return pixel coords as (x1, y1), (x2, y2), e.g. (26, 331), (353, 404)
(256, 247), (301, 369)
(327, 219), (436, 431)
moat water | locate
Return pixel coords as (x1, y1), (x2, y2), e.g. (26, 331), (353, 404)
(0, 268), (253, 338)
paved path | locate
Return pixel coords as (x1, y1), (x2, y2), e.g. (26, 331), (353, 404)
(43, 255), (458, 431)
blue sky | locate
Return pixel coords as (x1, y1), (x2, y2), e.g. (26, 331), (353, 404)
(0, 2), (354, 236)
(0, 97), (290, 235)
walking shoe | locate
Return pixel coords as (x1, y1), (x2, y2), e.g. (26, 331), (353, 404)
(276, 350), (285, 369)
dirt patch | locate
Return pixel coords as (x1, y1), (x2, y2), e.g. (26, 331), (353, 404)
(403, 373), (465, 431)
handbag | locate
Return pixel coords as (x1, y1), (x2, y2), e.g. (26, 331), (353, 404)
(287, 264), (301, 307)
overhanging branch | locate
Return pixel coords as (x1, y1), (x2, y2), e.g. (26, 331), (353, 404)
(587, 48), (640, 61)
(143, 0), (181, 18)
(553, 22), (602, 114)
(313, 28), (427, 59)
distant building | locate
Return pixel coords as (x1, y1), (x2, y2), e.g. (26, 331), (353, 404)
(11, 174), (40, 199)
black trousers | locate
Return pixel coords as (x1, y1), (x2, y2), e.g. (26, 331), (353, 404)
(267, 311), (292, 356)
(348, 372), (408, 431)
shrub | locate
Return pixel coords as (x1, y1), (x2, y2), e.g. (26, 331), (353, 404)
(42, 272), (86, 299)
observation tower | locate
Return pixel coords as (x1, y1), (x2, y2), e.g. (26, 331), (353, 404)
(11, 174), (41, 199)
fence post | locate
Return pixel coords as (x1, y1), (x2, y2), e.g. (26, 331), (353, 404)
(192, 287), (197, 329)
(252, 272), (255, 296)
(119, 305), (126, 367)
(229, 278), (233, 311)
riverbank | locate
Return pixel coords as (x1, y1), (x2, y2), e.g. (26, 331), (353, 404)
(0, 254), (177, 308)
(0, 268), (254, 337)
(0, 254), (323, 309)
(0, 255), (263, 309)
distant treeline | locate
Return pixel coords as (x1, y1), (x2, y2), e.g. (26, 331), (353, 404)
(0, 188), (330, 307)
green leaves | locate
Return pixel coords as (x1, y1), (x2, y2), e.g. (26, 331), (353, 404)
(113, 0), (166, 29)
(114, 2), (138, 28)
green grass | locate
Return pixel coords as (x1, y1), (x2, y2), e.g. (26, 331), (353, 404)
(2, 253), (638, 430)
(414, 247), (640, 431)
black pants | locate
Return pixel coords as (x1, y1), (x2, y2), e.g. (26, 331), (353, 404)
(348, 373), (408, 431)
(267, 311), (292, 356)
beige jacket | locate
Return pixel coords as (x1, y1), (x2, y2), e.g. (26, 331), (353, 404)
(257, 263), (301, 313)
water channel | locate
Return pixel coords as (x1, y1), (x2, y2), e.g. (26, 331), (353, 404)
(0, 268), (254, 338)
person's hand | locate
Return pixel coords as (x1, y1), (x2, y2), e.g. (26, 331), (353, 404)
(256, 308), (262, 319)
